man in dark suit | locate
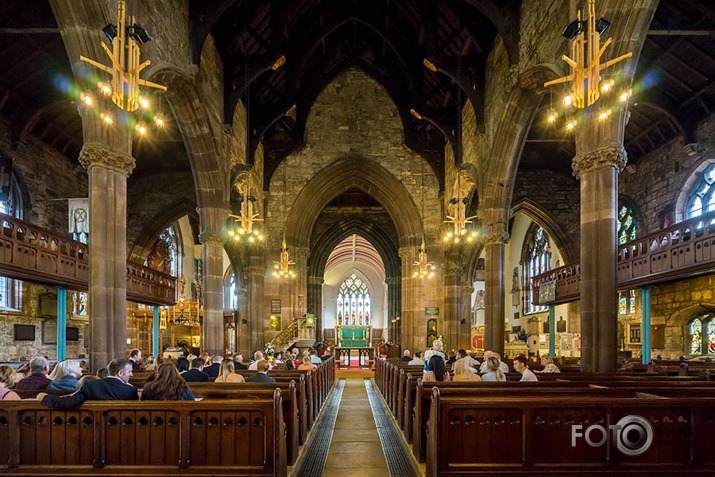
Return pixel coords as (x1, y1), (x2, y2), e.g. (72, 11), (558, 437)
(234, 354), (248, 370)
(128, 349), (142, 371)
(39, 359), (138, 409)
(246, 359), (275, 383)
(181, 357), (209, 382)
(203, 355), (222, 378)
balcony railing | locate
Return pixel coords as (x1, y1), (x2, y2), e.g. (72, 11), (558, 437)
(533, 210), (715, 305)
(0, 213), (176, 305)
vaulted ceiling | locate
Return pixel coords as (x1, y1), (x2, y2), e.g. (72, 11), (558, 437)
(0, 1), (713, 186)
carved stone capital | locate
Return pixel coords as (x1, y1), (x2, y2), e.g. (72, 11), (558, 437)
(198, 232), (224, 245)
(483, 231), (510, 245)
(398, 247), (413, 261)
(442, 260), (462, 275)
(462, 285), (475, 295)
(572, 145), (627, 178)
(79, 143), (135, 176)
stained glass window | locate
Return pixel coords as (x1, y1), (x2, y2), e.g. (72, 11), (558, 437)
(336, 273), (371, 326)
(523, 226), (550, 315)
(0, 176), (22, 310)
(618, 290), (637, 316)
(689, 318), (702, 355)
(617, 204), (636, 245)
(225, 271), (238, 310)
(707, 320), (715, 355)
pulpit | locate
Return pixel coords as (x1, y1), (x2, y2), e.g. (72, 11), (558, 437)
(336, 325), (370, 348)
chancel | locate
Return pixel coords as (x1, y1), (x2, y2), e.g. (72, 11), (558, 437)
(1, 0), (715, 476)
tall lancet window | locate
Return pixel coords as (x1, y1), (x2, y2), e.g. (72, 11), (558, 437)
(523, 225), (550, 315)
(0, 174), (22, 310)
(336, 273), (371, 326)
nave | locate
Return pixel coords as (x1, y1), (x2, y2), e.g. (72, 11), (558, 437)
(292, 374), (421, 477)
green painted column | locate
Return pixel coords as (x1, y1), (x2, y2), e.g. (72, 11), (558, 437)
(57, 287), (67, 361)
(153, 305), (160, 358)
(641, 287), (651, 365)
(548, 305), (556, 357)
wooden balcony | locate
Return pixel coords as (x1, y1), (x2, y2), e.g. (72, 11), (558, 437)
(533, 210), (715, 305)
(0, 213), (176, 305)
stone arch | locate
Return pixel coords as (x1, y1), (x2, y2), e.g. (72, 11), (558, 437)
(285, 157), (422, 249)
(669, 303), (715, 355)
(511, 198), (578, 265)
(128, 199), (199, 264)
(150, 66), (229, 210)
(307, 218), (401, 336)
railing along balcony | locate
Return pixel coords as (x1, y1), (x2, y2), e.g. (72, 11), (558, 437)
(533, 210), (715, 305)
(0, 213), (176, 305)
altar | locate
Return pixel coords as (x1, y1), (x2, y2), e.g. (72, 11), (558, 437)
(336, 325), (371, 348)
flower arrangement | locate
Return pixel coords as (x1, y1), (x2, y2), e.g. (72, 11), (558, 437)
(264, 342), (275, 359)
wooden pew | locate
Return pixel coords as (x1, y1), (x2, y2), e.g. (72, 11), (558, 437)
(190, 381), (300, 465)
(425, 388), (715, 476)
(0, 393), (287, 476)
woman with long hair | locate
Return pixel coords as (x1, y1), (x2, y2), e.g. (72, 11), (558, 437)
(141, 362), (195, 400)
(144, 356), (158, 371)
(215, 360), (245, 383)
(481, 356), (506, 382)
(0, 365), (20, 400)
(297, 354), (317, 371)
(423, 355), (451, 382)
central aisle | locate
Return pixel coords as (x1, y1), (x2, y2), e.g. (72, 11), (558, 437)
(322, 377), (390, 477)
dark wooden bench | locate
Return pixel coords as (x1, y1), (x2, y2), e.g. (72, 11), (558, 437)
(425, 389), (715, 476)
(0, 393), (287, 476)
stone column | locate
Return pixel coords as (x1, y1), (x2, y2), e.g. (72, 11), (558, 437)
(398, 247), (417, 350)
(484, 230), (509, 356)
(573, 145), (626, 373)
(385, 276), (401, 344)
(79, 143), (135, 370)
(442, 256), (462, 351)
(197, 206), (227, 356)
(307, 275), (323, 339)
(245, 255), (266, 352)
(461, 285), (475, 349)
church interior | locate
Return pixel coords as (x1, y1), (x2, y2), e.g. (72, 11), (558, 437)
(1, 0), (715, 475)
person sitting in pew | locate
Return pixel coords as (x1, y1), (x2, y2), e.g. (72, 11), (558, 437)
(48, 360), (82, 391)
(39, 359), (138, 409)
(141, 362), (195, 400)
(203, 355), (222, 378)
(456, 349), (479, 373)
(181, 358), (210, 382)
(536, 355), (560, 373)
(401, 349), (412, 362)
(215, 360), (245, 383)
(15, 356), (52, 390)
(297, 355), (317, 371)
(246, 360), (276, 383)
(248, 351), (273, 371)
(453, 359), (481, 382)
(481, 356), (507, 382)
(423, 355), (451, 383)
(513, 355), (538, 382)
(234, 354), (248, 370)
(0, 365), (21, 400)
(408, 351), (423, 365)
(479, 351), (509, 374)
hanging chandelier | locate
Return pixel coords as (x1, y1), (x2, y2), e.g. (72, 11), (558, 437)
(442, 175), (478, 244)
(413, 237), (436, 279)
(543, 0), (633, 131)
(79, 0), (167, 134)
(273, 238), (296, 278)
(160, 277), (201, 328)
(228, 174), (265, 243)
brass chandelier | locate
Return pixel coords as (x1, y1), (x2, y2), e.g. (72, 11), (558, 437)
(228, 172), (265, 243)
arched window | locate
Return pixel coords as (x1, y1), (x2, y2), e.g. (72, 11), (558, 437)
(685, 315), (715, 356)
(0, 174), (22, 310)
(523, 225), (550, 315)
(686, 163), (715, 220)
(147, 225), (180, 277)
(225, 271), (239, 310)
(336, 273), (371, 326)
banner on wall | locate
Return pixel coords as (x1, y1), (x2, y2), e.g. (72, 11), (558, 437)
(68, 198), (89, 236)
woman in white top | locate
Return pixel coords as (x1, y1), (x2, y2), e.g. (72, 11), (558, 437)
(481, 356), (506, 382)
(538, 355), (561, 373)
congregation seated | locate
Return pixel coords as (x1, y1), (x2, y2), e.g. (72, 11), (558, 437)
(246, 359), (276, 383)
(309, 350), (322, 365)
(249, 350), (273, 371)
(452, 359), (481, 382)
(141, 362), (195, 401)
(129, 348), (142, 371)
(408, 351), (423, 365)
(215, 359), (245, 383)
(298, 354), (317, 371)
(40, 358), (138, 409)
(481, 356), (507, 381)
(143, 355), (157, 371)
(537, 355), (560, 373)
(0, 365), (21, 400)
(48, 359), (82, 391)
(233, 353), (248, 369)
(400, 349), (412, 362)
(181, 357), (210, 382)
(479, 350), (509, 374)
(423, 355), (451, 382)
(15, 356), (52, 390)
(424, 339), (446, 366)
(456, 349), (479, 373)
(513, 354), (538, 381)
(203, 354), (222, 378)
